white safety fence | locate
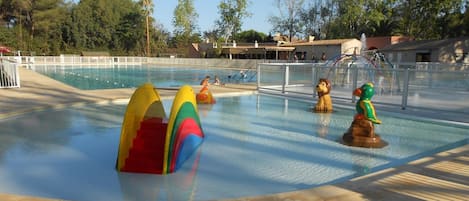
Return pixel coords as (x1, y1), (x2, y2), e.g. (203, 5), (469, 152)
(0, 59), (20, 88)
(1, 56), (149, 68)
(257, 62), (469, 112)
(22, 56), (149, 69)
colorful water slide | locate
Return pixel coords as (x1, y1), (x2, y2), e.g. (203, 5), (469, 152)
(164, 85), (204, 173)
(116, 83), (204, 174)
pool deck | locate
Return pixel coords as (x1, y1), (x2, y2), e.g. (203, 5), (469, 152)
(0, 67), (468, 201)
(0, 67), (257, 119)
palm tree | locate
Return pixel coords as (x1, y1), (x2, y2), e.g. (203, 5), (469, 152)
(142, 0), (153, 56)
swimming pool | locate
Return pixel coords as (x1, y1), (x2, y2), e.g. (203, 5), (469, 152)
(0, 94), (466, 201)
(32, 65), (258, 90)
(32, 65), (316, 91)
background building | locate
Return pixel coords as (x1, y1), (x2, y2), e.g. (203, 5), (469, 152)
(379, 37), (469, 63)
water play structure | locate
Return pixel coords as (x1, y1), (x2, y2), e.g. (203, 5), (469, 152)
(313, 78), (333, 112)
(324, 34), (401, 94)
(116, 83), (204, 174)
(342, 82), (387, 148)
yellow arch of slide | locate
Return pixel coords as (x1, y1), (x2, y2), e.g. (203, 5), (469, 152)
(116, 83), (166, 170)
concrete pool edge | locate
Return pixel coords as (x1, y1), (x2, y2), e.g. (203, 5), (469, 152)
(0, 89), (258, 120)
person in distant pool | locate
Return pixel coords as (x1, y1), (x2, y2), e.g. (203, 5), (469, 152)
(239, 70), (247, 78)
(212, 75), (224, 86)
(213, 75), (220, 85)
(321, 52), (327, 61)
(200, 75), (210, 86)
(197, 75), (216, 104)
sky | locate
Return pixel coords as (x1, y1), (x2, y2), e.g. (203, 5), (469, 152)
(152, 0), (277, 34)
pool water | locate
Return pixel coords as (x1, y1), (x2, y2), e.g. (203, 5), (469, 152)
(33, 65), (257, 90)
(0, 94), (467, 201)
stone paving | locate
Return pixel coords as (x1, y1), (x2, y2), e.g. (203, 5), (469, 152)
(0, 67), (467, 201)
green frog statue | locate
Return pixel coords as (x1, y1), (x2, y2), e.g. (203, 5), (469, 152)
(342, 82), (387, 148)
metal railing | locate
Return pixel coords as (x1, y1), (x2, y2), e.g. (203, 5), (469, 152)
(5, 55), (272, 70)
(257, 62), (469, 113)
(3, 55), (312, 71)
(19, 56), (149, 68)
(40, 56), (148, 65)
(0, 59), (20, 88)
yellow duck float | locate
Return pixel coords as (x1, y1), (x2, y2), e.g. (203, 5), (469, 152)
(196, 85), (216, 104)
(196, 76), (216, 104)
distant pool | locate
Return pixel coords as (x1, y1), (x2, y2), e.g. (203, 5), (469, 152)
(0, 94), (466, 201)
(33, 65), (257, 90)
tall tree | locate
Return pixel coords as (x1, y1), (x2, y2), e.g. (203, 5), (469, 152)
(150, 22), (170, 56)
(143, 0), (153, 56)
(0, 0), (29, 50)
(326, 0), (400, 39)
(299, 1), (324, 39)
(31, 0), (68, 54)
(365, 0), (399, 37)
(462, 3), (469, 36)
(432, 0), (465, 38)
(318, 2), (334, 39)
(269, 0), (305, 42)
(70, 0), (137, 50)
(215, 0), (251, 43)
(114, 11), (145, 55)
(172, 0), (198, 47)
(395, 0), (464, 39)
(299, 2), (316, 38)
(62, 0), (164, 55)
(396, 0), (433, 39)
(236, 29), (270, 42)
(328, 0), (366, 38)
(0, 0), (68, 54)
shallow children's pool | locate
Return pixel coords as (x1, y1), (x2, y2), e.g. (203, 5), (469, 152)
(0, 94), (466, 201)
